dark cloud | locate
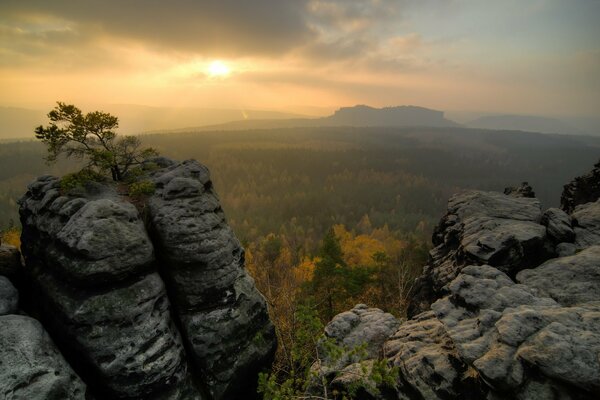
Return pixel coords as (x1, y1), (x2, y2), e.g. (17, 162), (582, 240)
(0, 0), (315, 57)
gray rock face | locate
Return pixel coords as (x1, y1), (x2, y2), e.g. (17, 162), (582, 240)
(324, 304), (400, 359)
(541, 207), (575, 243)
(432, 265), (600, 397)
(517, 245), (600, 306)
(35, 270), (191, 398)
(385, 311), (485, 400)
(146, 159), (276, 400)
(19, 175), (198, 399)
(0, 315), (86, 399)
(571, 200), (600, 250)
(0, 243), (21, 278)
(20, 179), (154, 286)
(0, 276), (18, 315)
(561, 160), (600, 213)
(408, 190), (550, 317)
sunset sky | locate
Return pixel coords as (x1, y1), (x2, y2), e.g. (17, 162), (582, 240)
(1, 0), (599, 117)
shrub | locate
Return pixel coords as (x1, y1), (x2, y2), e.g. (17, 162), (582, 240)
(128, 180), (156, 197)
(60, 169), (106, 192)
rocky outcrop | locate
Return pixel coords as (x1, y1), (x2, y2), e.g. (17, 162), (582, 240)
(431, 265), (599, 398)
(385, 311), (485, 399)
(561, 160), (600, 213)
(318, 162), (600, 400)
(15, 158), (276, 399)
(408, 190), (551, 317)
(503, 182), (535, 198)
(146, 159), (277, 400)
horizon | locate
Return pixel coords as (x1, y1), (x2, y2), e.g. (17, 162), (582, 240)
(1, 1), (599, 120)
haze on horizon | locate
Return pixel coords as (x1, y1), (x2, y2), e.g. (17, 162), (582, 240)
(0, 0), (599, 119)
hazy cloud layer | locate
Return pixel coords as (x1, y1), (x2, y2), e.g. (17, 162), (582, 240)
(0, 0), (598, 116)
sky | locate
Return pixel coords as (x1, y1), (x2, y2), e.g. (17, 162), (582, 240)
(0, 0), (599, 117)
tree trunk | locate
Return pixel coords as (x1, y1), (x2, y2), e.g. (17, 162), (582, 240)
(112, 165), (122, 181)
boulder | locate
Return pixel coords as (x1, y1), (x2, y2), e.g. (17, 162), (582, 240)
(541, 207), (574, 243)
(571, 200), (600, 250)
(0, 275), (18, 315)
(308, 305), (401, 399)
(0, 315), (86, 399)
(19, 179), (154, 286)
(324, 304), (401, 360)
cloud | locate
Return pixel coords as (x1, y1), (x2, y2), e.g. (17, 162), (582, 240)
(0, 0), (315, 57)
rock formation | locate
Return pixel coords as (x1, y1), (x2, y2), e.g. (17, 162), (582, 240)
(561, 160), (600, 213)
(1, 158), (276, 399)
(316, 161), (600, 399)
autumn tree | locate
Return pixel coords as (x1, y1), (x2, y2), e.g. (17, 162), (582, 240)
(35, 102), (158, 181)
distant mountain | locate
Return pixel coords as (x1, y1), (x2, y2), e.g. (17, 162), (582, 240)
(467, 115), (581, 135)
(169, 105), (460, 132)
(322, 105), (459, 127)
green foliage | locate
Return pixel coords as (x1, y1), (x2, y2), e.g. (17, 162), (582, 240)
(257, 304), (398, 400)
(311, 229), (348, 320)
(35, 102), (158, 181)
(258, 304), (323, 400)
(128, 180), (156, 197)
(60, 169), (106, 192)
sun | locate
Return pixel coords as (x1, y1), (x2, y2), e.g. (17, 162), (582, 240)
(207, 60), (230, 77)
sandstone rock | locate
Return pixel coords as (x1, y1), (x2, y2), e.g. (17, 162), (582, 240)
(19, 174), (202, 399)
(0, 276), (18, 315)
(431, 265), (599, 398)
(324, 304), (400, 360)
(147, 159), (276, 400)
(408, 190), (549, 317)
(385, 311), (486, 400)
(541, 207), (574, 243)
(504, 182), (535, 198)
(571, 200), (600, 250)
(0, 315), (86, 399)
(561, 160), (600, 213)
(517, 245), (600, 306)
(0, 243), (21, 278)
(20, 181), (155, 286)
(33, 270), (192, 399)
(555, 242), (576, 257)
(308, 305), (401, 400)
